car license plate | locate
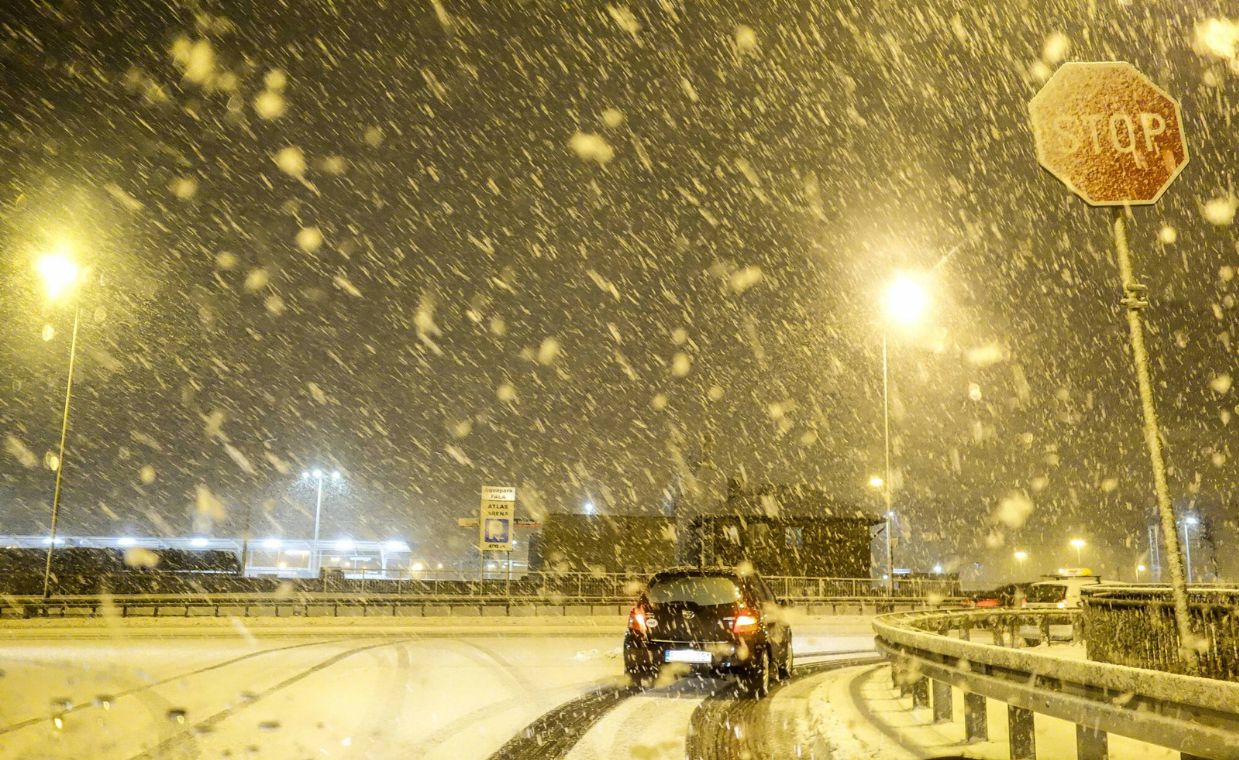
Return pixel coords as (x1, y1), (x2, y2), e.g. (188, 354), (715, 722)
(664, 649), (711, 664)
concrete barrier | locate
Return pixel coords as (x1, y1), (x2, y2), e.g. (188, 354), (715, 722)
(449, 605), (482, 617)
(422, 605), (451, 616)
(536, 605), (565, 616)
(564, 606), (592, 617)
(306, 605), (335, 617)
(394, 605), (423, 617)
(481, 606), (509, 617)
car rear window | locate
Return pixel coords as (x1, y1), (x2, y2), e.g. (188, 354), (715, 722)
(648, 575), (742, 605)
(1026, 584), (1067, 603)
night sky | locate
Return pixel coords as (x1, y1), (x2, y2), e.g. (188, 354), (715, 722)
(1, 0), (1235, 580)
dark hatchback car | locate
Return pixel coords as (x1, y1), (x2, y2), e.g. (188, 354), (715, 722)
(623, 568), (793, 696)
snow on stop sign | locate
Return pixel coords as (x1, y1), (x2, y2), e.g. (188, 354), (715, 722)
(1029, 61), (1188, 206)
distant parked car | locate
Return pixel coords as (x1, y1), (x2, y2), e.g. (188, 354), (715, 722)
(623, 567), (792, 697)
(962, 583), (1027, 609)
(1019, 576), (1100, 645)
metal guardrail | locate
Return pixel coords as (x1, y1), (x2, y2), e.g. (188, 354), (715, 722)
(1082, 585), (1239, 681)
(2, 589), (967, 620)
(2, 582), (966, 619)
(874, 608), (1239, 760)
(4, 569), (962, 600)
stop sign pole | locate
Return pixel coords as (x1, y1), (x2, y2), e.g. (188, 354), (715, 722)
(1030, 62), (1196, 667)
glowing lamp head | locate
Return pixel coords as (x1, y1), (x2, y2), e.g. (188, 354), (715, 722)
(1013, 550), (1028, 562)
(868, 475), (885, 490)
(1070, 538), (1086, 549)
(882, 273), (930, 328)
(36, 251), (81, 301)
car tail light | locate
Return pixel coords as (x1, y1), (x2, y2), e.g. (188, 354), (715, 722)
(732, 609), (759, 635)
(628, 607), (648, 636)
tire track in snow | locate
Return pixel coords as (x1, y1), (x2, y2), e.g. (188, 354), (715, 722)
(685, 654), (883, 760)
(0, 636), (355, 736)
(124, 637), (416, 760)
(486, 684), (638, 760)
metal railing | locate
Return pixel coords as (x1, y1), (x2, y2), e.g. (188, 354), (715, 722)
(1082, 585), (1239, 681)
(4, 567), (963, 600)
(874, 608), (1239, 759)
(0, 573), (967, 620)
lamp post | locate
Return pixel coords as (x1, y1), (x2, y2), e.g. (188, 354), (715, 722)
(1070, 538), (1085, 566)
(1181, 516), (1197, 584)
(877, 273), (929, 596)
(1014, 549), (1028, 566)
(868, 476), (893, 595)
(303, 468), (341, 576)
(1136, 563), (1147, 583)
(36, 250), (83, 599)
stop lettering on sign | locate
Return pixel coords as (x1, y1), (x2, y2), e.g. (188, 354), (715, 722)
(1049, 111), (1173, 171)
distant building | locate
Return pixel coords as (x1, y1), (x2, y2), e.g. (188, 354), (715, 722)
(680, 479), (880, 577)
(528, 479), (880, 577)
(527, 514), (677, 574)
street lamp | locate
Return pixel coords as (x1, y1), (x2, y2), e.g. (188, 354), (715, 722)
(1070, 538), (1086, 566)
(1136, 563), (1147, 583)
(1013, 550), (1029, 564)
(1181, 516), (1198, 584)
(868, 476), (893, 594)
(883, 273), (930, 328)
(36, 249), (84, 599)
(303, 468), (342, 577)
(876, 273), (930, 596)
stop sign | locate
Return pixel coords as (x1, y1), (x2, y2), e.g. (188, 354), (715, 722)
(1029, 62), (1188, 206)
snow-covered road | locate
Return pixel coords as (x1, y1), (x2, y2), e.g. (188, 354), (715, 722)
(0, 613), (876, 759)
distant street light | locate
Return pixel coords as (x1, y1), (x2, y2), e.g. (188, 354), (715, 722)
(1136, 563), (1147, 582)
(303, 468), (343, 576)
(583, 500), (596, 515)
(36, 248), (85, 599)
(1014, 550), (1029, 564)
(1181, 516), (1198, 584)
(1070, 538), (1086, 566)
(876, 273), (930, 597)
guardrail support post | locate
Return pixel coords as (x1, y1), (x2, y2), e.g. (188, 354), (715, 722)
(1075, 723), (1107, 760)
(964, 692), (987, 742)
(1008, 705), (1036, 760)
(931, 678), (952, 723)
(911, 677), (929, 708)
